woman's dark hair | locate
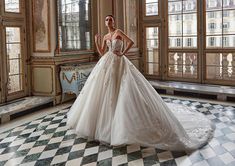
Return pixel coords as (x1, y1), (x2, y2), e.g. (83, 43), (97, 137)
(105, 14), (115, 21)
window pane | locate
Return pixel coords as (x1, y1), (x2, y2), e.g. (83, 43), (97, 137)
(206, 11), (222, 35)
(169, 37), (183, 48)
(146, 63), (159, 75)
(5, 27), (23, 94)
(206, 0), (235, 50)
(169, 65), (183, 77)
(168, 52), (198, 78)
(9, 59), (20, 75)
(168, 0), (197, 49)
(206, 36), (222, 48)
(6, 27), (20, 43)
(169, 17), (182, 36)
(206, 66), (222, 79)
(146, 27), (158, 39)
(147, 39), (158, 48)
(183, 36), (197, 48)
(145, 27), (159, 75)
(58, 0), (91, 51)
(206, 53), (235, 80)
(223, 0), (235, 9)
(168, 1), (182, 14)
(223, 10), (235, 34)
(145, 0), (158, 16)
(7, 43), (21, 59)
(206, 0), (222, 10)
(4, 0), (20, 13)
(146, 3), (158, 16)
(147, 49), (159, 63)
(8, 75), (22, 93)
(183, 13), (197, 36)
(223, 35), (235, 48)
(206, 35), (235, 48)
(169, 52), (183, 65)
(183, 0), (197, 13)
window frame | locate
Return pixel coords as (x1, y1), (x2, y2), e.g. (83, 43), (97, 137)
(203, 0), (235, 86)
(1, 0), (25, 18)
(0, 0), (28, 103)
(55, 0), (94, 55)
(166, 0), (200, 83)
(143, 0), (160, 21)
(143, 24), (161, 78)
(142, 0), (235, 85)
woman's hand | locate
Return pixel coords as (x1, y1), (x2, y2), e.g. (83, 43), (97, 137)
(95, 34), (101, 43)
(113, 50), (123, 56)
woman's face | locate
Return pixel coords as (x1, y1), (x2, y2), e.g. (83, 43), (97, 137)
(105, 16), (114, 27)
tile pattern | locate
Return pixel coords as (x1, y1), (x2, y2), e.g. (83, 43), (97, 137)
(0, 97), (235, 166)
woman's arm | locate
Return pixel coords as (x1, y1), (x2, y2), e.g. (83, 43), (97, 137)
(117, 29), (134, 56)
(95, 34), (107, 56)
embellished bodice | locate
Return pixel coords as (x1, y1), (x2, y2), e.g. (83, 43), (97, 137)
(106, 39), (123, 53)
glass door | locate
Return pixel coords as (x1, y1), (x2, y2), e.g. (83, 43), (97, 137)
(204, 0), (235, 85)
(0, 0), (27, 103)
(3, 23), (27, 101)
(144, 25), (161, 77)
(142, 1), (162, 79)
(167, 0), (199, 82)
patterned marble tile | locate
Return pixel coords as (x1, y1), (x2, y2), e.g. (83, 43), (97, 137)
(0, 97), (234, 165)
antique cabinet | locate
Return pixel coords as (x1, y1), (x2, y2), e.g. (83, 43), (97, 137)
(60, 63), (96, 102)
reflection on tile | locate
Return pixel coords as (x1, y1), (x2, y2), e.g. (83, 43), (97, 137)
(157, 151), (174, 162)
(219, 153), (235, 165)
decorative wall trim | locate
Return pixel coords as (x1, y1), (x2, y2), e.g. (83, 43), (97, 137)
(32, 0), (51, 52)
(32, 66), (54, 94)
(31, 54), (97, 65)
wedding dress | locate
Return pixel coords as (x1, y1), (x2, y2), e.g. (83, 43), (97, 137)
(67, 38), (215, 151)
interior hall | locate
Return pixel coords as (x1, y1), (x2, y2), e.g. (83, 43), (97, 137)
(0, 0), (235, 166)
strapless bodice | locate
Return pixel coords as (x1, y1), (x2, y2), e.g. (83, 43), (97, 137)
(107, 39), (123, 53)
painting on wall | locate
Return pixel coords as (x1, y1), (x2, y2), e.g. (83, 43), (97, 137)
(32, 0), (50, 52)
(124, 0), (138, 48)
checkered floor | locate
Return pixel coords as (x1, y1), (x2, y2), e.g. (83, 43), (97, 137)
(0, 97), (235, 166)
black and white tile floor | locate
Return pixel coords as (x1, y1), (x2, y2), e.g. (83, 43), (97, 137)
(0, 97), (235, 166)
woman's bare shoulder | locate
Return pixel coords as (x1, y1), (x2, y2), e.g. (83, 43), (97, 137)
(103, 34), (110, 41)
(116, 29), (124, 33)
(116, 29), (127, 37)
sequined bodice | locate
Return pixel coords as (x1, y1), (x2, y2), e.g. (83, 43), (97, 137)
(107, 39), (123, 53)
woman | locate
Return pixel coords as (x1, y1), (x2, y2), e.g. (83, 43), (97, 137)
(67, 15), (214, 151)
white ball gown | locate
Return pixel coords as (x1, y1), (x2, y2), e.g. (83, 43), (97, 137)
(67, 38), (215, 151)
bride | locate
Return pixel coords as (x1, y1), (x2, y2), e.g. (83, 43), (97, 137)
(67, 15), (215, 151)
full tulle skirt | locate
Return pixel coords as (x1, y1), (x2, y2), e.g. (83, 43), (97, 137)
(67, 51), (215, 151)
